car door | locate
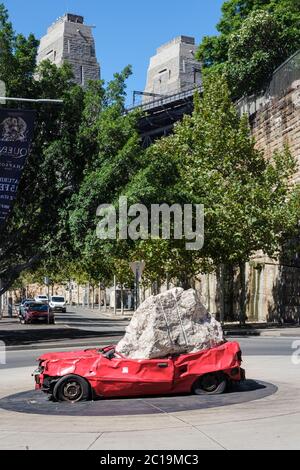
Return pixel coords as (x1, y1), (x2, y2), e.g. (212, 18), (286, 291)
(132, 358), (175, 395)
(95, 356), (175, 398)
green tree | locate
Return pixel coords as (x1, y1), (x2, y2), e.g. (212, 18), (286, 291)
(123, 74), (300, 292)
(0, 5), (87, 295)
(0, 4), (39, 97)
(197, 0), (300, 97)
(68, 66), (144, 285)
(178, 76), (300, 265)
(225, 10), (288, 96)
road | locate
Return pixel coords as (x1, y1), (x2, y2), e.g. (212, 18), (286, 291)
(2, 336), (297, 370)
(2, 305), (297, 369)
(1, 309), (300, 450)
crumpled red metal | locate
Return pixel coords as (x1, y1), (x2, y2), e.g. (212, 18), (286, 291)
(36, 341), (244, 398)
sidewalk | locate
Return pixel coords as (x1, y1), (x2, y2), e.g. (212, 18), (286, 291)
(74, 307), (300, 338)
(1, 355), (300, 449)
(72, 305), (133, 321)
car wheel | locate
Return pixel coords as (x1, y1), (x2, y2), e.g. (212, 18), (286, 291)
(53, 375), (91, 403)
(193, 372), (227, 395)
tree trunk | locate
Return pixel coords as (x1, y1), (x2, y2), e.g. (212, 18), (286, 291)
(219, 264), (225, 325)
(239, 263), (247, 325)
(0, 254), (40, 297)
(99, 282), (101, 312)
(121, 284), (124, 315)
(104, 284), (107, 311)
(179, 272), (193, 290)
(113, 276), (117, 315)
(87, 282), (90, 309)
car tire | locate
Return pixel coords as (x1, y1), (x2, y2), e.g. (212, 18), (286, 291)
(193, 372), (227, 395)
(53, 375), (91, 403)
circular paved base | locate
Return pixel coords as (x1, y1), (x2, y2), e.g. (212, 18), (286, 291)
(0, 380), (277, 417)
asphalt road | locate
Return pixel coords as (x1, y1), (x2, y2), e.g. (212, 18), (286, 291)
(1, 336), (296, 370)
(1, 322), (299, 449)
(1, 307), (298, 369)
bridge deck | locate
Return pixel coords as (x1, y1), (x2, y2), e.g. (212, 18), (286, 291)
(126, 86), (202, 146)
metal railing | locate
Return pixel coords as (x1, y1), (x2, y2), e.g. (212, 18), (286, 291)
(126, 85), (203, 114)
(236, 50), (300, 116)
(126, 50), (300, 118)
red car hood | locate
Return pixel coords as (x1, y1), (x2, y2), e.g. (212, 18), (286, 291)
(38, 348), (100, 362)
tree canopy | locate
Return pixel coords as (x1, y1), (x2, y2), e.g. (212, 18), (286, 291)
(1, 2), (300, 296)
(67, 73), (300, 289)
(0, 4), (137, 294)
(197, 0), (300, 97)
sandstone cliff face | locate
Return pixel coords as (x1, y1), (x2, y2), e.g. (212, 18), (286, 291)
(116, 288), (224, 359)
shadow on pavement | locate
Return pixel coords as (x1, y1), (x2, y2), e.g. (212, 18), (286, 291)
(0, 328), (122, 346)
(0, 380), (278, 416)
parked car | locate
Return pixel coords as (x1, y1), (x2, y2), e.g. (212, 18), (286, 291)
(34, 295), (49, 304)
(19, 299), (34, 316)
(34, 341), (245, 403)
(49, 296), (66, 313)
(20, 302), (55, 325)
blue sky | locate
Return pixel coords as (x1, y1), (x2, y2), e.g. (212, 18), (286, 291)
(3, 0), (223, 105)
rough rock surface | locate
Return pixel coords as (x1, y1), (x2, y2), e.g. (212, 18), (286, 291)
(116, 288), (224, 359)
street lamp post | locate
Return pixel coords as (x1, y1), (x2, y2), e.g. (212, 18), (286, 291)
(130, 261), (145, 311)
(44, 277), (51, 325)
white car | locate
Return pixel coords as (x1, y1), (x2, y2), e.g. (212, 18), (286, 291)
(49, 296), (67, 313)
(34, 295), (49, 304)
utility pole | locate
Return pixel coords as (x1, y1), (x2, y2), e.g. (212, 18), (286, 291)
(135, 271), (139, 311)
(130, 261), (145, 311)
(44, 277), (51, 325)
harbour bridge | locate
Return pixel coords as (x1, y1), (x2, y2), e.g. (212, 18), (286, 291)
(125, 86), (202, 147)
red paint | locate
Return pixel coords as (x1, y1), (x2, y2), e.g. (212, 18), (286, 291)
(23, 305), (54, 324)
(35, 341), (244, 399)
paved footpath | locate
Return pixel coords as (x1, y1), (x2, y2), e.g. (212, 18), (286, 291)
(0, 338), (300, 450)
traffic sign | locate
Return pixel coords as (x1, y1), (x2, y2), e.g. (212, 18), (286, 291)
(130, 261), (145, 280)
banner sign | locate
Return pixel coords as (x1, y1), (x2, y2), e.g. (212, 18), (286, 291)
(0, 109), (36, 227)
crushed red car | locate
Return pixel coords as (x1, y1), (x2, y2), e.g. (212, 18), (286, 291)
(34, 341), (245, 402)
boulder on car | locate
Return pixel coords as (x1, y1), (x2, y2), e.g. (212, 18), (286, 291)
(116, 287), (224, 359)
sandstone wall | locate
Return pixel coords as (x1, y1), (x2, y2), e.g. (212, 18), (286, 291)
(250, 81), (300, 182)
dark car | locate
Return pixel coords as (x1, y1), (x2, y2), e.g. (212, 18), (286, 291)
(34, 341), (245, 402)
(19, 302), (55, 325)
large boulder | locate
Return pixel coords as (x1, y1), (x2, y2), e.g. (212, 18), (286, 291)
(116, 287), (224, 359)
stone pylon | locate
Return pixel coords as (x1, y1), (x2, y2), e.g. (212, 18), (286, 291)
(143, 36), (202, 101)
(37, 13), (100, 87)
